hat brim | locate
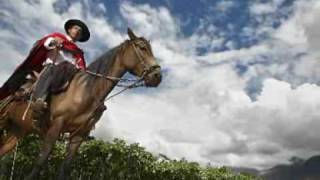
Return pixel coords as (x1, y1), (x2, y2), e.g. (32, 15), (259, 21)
(64, 19), (90, 42)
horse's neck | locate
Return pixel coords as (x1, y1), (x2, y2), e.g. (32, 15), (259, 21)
(91, 56), (126, 101)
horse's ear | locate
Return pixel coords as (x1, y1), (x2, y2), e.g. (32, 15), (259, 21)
(127, 28), (137, 40)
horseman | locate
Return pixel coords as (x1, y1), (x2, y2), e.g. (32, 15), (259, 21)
(0, 19), (90, 112)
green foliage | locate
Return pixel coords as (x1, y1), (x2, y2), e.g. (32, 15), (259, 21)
(0, 135), (258, 180)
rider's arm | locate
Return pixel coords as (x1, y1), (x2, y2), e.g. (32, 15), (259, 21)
(43, 37), (64, 65)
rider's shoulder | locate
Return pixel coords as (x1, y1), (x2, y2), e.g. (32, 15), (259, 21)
(42, 32), (67, 40)
(51, 32), (66, 37)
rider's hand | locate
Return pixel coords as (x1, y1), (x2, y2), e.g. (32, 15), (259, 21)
(52, 37), (64, 48)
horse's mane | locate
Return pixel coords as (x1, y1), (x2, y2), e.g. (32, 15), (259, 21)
(89, 40), (135, 72)
(87, 37), (149, 75)
(87, 48), (116, 74)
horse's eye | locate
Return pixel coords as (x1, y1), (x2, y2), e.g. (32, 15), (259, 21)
(140, 46), (147, 51)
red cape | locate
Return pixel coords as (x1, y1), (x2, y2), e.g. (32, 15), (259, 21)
(0, 32), (86, 100)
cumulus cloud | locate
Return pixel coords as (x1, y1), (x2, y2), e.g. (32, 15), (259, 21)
(215, 0), (235, 13)
(1, 0), (320, 170)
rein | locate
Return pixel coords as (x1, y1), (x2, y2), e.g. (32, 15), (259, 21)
(85, 69), (145, 101)
(85, 70), (142, 84)
(85, 70), (144, 102)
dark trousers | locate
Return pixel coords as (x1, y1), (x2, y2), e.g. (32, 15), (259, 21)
(33, 62), (78, 100)
(33, 64), (54, 100)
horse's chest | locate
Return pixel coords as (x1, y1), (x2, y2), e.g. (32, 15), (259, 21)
(63, 108), (97, 135)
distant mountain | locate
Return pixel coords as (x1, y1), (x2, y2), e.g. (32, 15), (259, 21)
(229, 166), (260, 176)
(260, 155), (320, 180)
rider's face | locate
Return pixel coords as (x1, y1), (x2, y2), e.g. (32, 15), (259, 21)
(67, 25), (82, 42)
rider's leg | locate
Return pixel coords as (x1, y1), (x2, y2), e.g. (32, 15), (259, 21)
(32, 49), (58, 111)
(32, 64), (54, 109)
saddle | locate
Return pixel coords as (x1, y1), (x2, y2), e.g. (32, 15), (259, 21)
(48, 62), (78, 94)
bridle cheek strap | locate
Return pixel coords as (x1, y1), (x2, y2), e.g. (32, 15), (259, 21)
(131, 42), (160, 78)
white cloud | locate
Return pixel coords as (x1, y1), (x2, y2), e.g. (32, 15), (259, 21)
(250, 0), (286, 15)
(250, 3), (276, 15)
(271, 0), (320, 85)
(120, 2), (178, 40)
(215, 1), (235, 13)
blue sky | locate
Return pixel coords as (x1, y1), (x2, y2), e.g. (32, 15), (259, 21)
(1, 0), (320, 170)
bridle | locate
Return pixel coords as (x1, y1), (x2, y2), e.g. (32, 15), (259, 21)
(131, 39), (161, 78)
(85, 38), (160, 100)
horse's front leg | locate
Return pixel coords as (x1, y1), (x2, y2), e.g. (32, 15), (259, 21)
(57, 134), (84, 180)
(25, 118), (64, 180)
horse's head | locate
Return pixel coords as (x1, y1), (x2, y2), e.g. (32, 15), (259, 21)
(121, 28), (162, 87)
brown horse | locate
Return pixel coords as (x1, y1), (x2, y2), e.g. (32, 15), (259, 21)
(0, 28), (162, 179)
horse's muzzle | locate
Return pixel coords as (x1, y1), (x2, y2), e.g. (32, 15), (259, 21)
(144, 66), (162, 87)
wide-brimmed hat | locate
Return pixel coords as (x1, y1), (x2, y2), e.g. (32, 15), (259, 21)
(64, 19), (90, 42)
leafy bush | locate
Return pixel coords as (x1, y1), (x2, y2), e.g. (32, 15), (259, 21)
(0, 135), (258, 180)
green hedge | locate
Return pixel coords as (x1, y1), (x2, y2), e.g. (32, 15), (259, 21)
(0, 135), (257, 180)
